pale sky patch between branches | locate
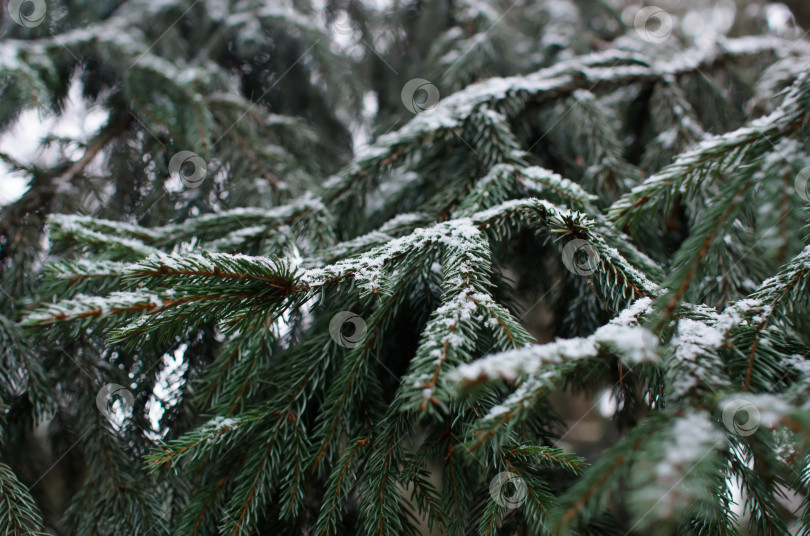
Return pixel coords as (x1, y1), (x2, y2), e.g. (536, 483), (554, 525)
(0, 80), (108, 206)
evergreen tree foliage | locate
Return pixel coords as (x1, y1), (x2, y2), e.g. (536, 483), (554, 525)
(2, 0), (810, 534)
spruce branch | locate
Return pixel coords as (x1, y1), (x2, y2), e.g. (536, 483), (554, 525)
(610, 70), (810, 229)
(397, 227), (532, 412)
(0, 463), (48, 536)
(453, 298), (659, 452)
(8, 4), (810, 534)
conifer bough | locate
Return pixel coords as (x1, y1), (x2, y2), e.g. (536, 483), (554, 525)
(2, 1), (810, 535)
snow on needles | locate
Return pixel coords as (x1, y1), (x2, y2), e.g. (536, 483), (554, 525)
(667, 317), (731, 398)
(452, 297), (657, 386)
(22, 289), (168, 326)
(299, 218), (481, 293)
(299, 201), (558, 293)
(643, 411), (724, 519)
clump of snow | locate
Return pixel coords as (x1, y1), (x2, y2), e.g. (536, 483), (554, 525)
(452, 297), (658, 386)
(646, 411), (724, 518)
(670, 319), (723, 361)
(722, 394), (791, 430)
(206, 415), (238, 432)
(668, 318), (732, 398)
(593, 324), (657, 364)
